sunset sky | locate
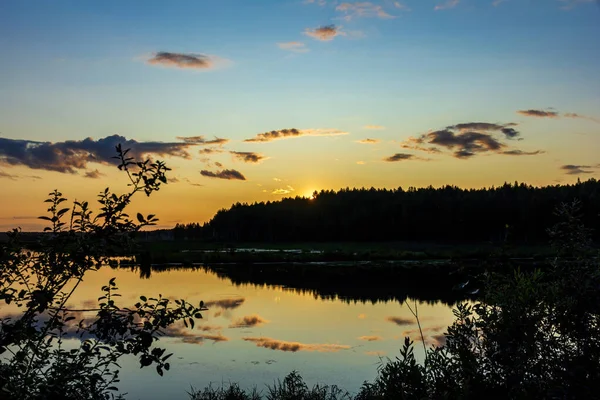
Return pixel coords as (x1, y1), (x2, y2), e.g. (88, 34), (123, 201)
(1, 0), (599, 230)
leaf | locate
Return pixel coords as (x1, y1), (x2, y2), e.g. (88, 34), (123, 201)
(140, 296), (147, 302)
(189, 318), (194, 329)
(137, 213), (144, 223)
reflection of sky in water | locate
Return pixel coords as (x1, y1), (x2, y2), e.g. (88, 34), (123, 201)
(5, 268), (455, 399)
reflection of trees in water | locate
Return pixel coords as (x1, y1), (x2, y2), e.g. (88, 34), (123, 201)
(122, 262), (477, 306)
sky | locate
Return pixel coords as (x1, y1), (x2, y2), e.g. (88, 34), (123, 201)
(0, 0), (599, 230)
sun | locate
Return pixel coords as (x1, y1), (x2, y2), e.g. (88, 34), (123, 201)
(304, 189), (316, 200)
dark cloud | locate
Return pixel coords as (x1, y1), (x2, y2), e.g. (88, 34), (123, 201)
(0, 135), (196, 174)
(386, 316), (413, 326)
(204, 297), (245, 310)
(198, 325), (222, 332)
(243, 337), (350, 352)
(184, 177), (204, 187)
(561, 164), (596, 175)
(517, 109), (559, 118)
(178, 136), (229, 146)
(84, 169), (105, 179)
(147, 52), (214, 69)
(502, 150), (544, 156)
(199, 148), (223, 155)
(230, 151), (267, 163)
(244, 128), (347, 143)
(200, 169), (246, 180)
(383, 153), (417, 162)
(229, 314), (269, 328)
(399, 121), (541, 159)
(304, 25), (344, 41)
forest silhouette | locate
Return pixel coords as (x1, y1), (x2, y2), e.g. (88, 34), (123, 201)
(174, 179), (600, 244)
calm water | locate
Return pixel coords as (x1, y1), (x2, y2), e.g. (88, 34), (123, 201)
(20, 267), (456, 399)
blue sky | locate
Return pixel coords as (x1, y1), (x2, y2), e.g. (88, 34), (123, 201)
(1, 0), (599, 228)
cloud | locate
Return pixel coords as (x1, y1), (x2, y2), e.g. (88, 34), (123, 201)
(304, 25), (344, 41)
(272, 185), (295, 195)
(357, 138), (380, 144)
(200, 169), (246, 181)
(273, 177), (282, 182)
(0, 170), (17, 180)
(356, 161), (366, 165)
(230, 151), (267, 163)
(386, 316), (413, 326)
(184, 177), (204, 187)
(147, 52), (215, 70)
(83, 169), (105, 179)
(435, 0), (460, 10)
(277, 42), (309, 53)
(492, 0), (507, 5)
(199, 148), (224, 155)
(383, 153), (419, 162)
(399, 120), (543, 159)
(204, 297), (245, 310)
(517, 109), (560, 118)
(394, 2), (410, 10)
(560, 164), (597, 175)
(564, 113), (600, 123)
(335, 2), (396, 19)
(244, 128), (348, 143)
(243, 337), (350, 352)
(501, 150), (545, 156)
(364, 125), (386, 130)
(229, 314), (269, 328)
(559, 0), (596, 10)
(305, 0), (328, 5)
(0, 135), (197, 174)
(178, 136), (229, 146)
(358, 335), (383, 341)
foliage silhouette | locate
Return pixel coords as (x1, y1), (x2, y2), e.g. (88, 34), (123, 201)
(0, 145), (206, 399)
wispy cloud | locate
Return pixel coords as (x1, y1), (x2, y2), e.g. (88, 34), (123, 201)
(357, 138), (380, 144)
(84, 169), (105, 179)
(492, 0), (507, 6)
(200, 169), (246, 180)
(178, 136), (229, 146)
(272, 185), (295, 195)
(230, 151), (267, 163)
(0, 135), (197, 174)
(564, 112), (600, 123)
(244, 128), (348, 143)
(356, 161), (366, 165)
(304, 25), (345, 41)
(336, 2), (396, 19)
(559, 0), (596, 10)
(0, 170), (17, 180)
(364, 125), (386, 130)
(435, 0), (460, 10)
(502, 150), (545, 156)
(358, 335), (383, 341)
(243, 337), (350, 352)
(277, 41), (309, 53)
(147, 52), (216, 70)
(517, 109), (560, 118)
(229, 314), (269, 328)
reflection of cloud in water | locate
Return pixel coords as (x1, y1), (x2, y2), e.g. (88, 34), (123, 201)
(400, 325), (446, 347)
(358, 313), (367, 319)
(358, 335), (383, 342)
(161, 325), (229, 344)
(198, 324), (222, 332)
(204, 297), (245, 310)
(364, 351), (386, 357)
(229, 314), (269, 328)
(243, 337), (351, 352)
(386, 316), (413, 326)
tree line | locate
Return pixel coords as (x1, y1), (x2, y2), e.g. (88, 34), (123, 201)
(174, 179), (600, 244)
